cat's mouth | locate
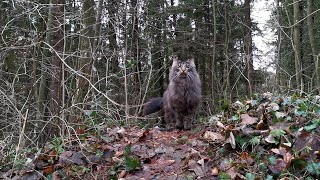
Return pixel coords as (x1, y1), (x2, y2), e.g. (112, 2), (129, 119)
(179, 72), (188, 78)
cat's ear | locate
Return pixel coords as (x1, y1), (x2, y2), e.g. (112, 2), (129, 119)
(187, 58), (195, 66)
(172, 55), (178, 66)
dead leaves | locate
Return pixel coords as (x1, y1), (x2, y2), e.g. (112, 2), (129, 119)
(2, 94), (320, 179)
(240, 114), (258, 125)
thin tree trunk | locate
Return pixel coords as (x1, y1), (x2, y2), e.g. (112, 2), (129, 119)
(131, 0), (142, 98)
(106, 0), (119, 74)
(211, 0), (217, 110)
(37, 0), (53, 121)
(73, 0), (96, 122)
(94, 0), (103, 52)
(244, 0), (253, 98)
(223, 0), (230, 101)
(275, 0), (282, 92)
(293, 0), (303, 92)
(49, 0), (64, 135)
(306, 0), (320, 93)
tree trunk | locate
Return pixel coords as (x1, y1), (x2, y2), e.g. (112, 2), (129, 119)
(106, 0), (119, 74)
(275, 0), (282, 92)
(306, 0), (320, 93)
(210, 0), (217, 109)
(73, 0), (96, 122)
(49, 0), (64, 135)
(131, 0), (142, 98)
(37, 0), (53, 121)
(244, 0), (253, 98)
(293, 0), (303, 92)
(223, 0), (230, 102)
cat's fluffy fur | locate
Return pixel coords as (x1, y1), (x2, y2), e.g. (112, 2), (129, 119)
(143, 57), (201, 129)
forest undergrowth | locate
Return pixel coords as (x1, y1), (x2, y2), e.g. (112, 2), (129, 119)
(0, 93), (319, 179)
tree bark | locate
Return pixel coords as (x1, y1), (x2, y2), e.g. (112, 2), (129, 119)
(275, 0), (282, 91)
(210, 0), (217, 108)
(49, 0), (64, 135)
(223, 0), (230, 101)
(50, 0), (64, 116)
(306, 0), (320, 93)
(293, 0), (303, 92)
(73, 0), (96, 122)
(244, 0), (253, 98)
(37, 0), (53, 121)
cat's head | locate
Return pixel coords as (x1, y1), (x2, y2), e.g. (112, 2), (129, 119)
(170, 57), (197, 81)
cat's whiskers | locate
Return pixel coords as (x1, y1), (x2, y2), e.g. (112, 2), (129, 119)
(172, 73), (179, 80)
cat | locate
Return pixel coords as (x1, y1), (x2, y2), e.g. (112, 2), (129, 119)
(143, 57), (201, 129)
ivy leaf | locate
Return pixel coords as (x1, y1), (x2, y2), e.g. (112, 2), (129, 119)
(265, 175), (273, 180)
(304, 123), (317, 132)
(306, 162), (320, 176)
(245, 173), (255, 180)
(125, 156), (140, 171)
(124, 145), (131, 157)
(292, 158), (307, 169)
(270, 129), (286, 137)
(249, 136), (261, 146)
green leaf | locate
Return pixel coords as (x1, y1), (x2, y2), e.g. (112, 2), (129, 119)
(258, 162), (267, 171)
(125, 156), (140, 171)
(304, 124), (317, 132)
(124, 145), (131, 157)
(265, 175), (273, 180)
(270, 129), (286, 137)
(314, 105), (320, 115)
(249, 136), (261, 146)
(218, 172), (230, 180)
(245, 173), (255, 180)
(268, 156), (276, 165)
(229, 115), (240, 122)
(306, 162), (320, 176)
(292, 158), (307, 169)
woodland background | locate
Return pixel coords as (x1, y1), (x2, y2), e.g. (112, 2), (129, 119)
(0, 0), (319, 146)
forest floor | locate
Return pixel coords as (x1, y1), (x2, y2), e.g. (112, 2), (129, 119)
(1, 93), (320, 179)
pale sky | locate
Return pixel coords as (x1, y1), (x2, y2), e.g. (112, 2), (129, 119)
(252, 0), (276, 72)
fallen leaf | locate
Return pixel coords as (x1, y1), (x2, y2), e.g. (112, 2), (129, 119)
(240, 114), (258, 125)
(188, 159), (205, 177)
(283, 152), (294, 166)
(203, 131), (225, 142)
(293, 132), (320, 160)
(226, 132), (236, 149)
(20, 171), (42, 180)
(189, 148), (201, 159)
(267, 102), (280, 111)
(271, 147), (287, 156)
(42, 165), (54, 176)
(119, 170), (126, 178)
(275, 112), (286, 119)
(240, 152), (254, 165)
(216, 121), (226, 129)
(226, 166), (237, 179)
(58, 151), (73, 166)
(256, 119), (265, 130)
(269, 159), (286, 174)
(265, 134), (277, 144)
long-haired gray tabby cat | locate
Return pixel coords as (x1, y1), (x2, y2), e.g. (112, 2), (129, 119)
(143, 57), (201, 129)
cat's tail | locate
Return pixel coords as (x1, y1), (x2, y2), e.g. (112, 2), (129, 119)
(143, 97), (163, 116)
